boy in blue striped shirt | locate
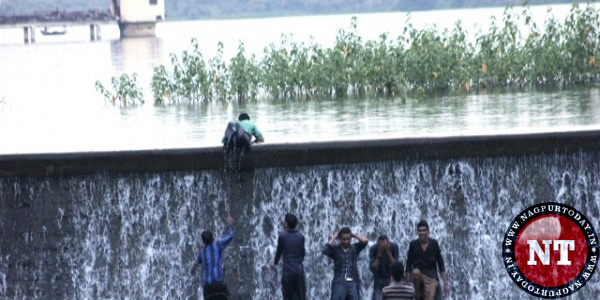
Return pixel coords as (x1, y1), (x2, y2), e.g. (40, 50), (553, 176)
(194, 216), (235, 300)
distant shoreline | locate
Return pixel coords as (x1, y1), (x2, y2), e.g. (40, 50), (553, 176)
(164, 3), (573, 22)
(0, 0), (582, 22)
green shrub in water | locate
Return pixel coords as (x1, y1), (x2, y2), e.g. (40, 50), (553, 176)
(99, 1), (600, 104)
(95, 73), (144, 107)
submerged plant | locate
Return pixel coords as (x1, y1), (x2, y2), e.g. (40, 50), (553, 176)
(98, 2), (600, 104)
(229, 42), (261, 101)
(95, 73), (144, 107)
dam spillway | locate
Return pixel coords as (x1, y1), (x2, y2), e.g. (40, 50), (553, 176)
(1, 131), (599, 299)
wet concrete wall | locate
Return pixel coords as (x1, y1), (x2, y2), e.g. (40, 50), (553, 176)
(1, 130), (599, 299)
(2, 130), (600, 177)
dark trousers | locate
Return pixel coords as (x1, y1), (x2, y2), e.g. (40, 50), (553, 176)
(331, 280), (359, 300)
(372, 277), (391, 300)
(281, 272), (307, 300)
(203, 282), (231, 300)
(223, 122), (251, 153)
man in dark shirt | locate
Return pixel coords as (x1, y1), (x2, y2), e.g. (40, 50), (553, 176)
(192, 216), (235, 300)
(271, 213), (306, 300)
(369, 234), (399, 300)
(405, 220), (450, 300)
(323, 227), (369, 300)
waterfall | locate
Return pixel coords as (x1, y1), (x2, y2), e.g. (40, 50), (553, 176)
(1, 152), (599, 299)
(1, 171), (230, 299)
(249, 153), (600, 300)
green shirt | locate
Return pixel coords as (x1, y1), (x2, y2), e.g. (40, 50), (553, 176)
(239, 120), (263, 141)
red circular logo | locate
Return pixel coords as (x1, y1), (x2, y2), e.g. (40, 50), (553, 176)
(503, 202), (598, 298)
(515, 215), (587, 287)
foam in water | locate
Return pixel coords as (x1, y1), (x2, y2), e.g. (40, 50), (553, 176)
(0, 153), (599, 299)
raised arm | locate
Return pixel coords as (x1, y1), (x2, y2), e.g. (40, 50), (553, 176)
(328, 231), (338, 246)
(353, 233), (369, 252)
(323, 231), (338, 258)
(217, 216), (235, 249)
(370, 245), (381, 273)
(386, 241), (397, 263)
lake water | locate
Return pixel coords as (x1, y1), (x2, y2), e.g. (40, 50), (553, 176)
(0, 4), (599, 155)
(2, 5), (600, 300)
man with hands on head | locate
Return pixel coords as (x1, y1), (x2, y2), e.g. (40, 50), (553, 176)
(323, 227), (369, 300)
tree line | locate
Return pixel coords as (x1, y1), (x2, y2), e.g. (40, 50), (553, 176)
(0, 0), (584, 20)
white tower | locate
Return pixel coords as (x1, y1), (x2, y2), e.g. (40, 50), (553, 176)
(111, 0), (166, 38)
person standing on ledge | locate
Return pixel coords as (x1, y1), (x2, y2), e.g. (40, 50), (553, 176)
(323, 227), (369, 300)
(405, 220), (450, 300)
(270, 213), (307, 300)
(369, 234), (399, 300)
(222, 113), (264, 153)
(192, 216), (235, 300)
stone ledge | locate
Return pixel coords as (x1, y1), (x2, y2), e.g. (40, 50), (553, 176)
(1, 130), (600, 177)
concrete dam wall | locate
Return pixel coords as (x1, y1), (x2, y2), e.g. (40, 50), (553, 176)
(1, 130), (599, 299)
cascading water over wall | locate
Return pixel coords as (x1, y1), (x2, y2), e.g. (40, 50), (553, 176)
(249, 153), (600, 300)
(1, 133), (599, 300)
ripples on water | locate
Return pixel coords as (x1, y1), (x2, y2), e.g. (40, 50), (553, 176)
(1, 7), (600, 298)
(0, 5), (599, 154)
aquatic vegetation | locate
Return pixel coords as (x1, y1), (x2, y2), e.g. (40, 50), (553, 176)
(99, 2), (600, 104)
(229, 42), (261, 100)
(150, 39), (209, 103)
(95, 73), (144, 107)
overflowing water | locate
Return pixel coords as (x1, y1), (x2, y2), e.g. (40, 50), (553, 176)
(1, 4), (599, 299)
(248, 154), (600, 300)
(1, 172), (231, 299)
(1, 151), (599, 299)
